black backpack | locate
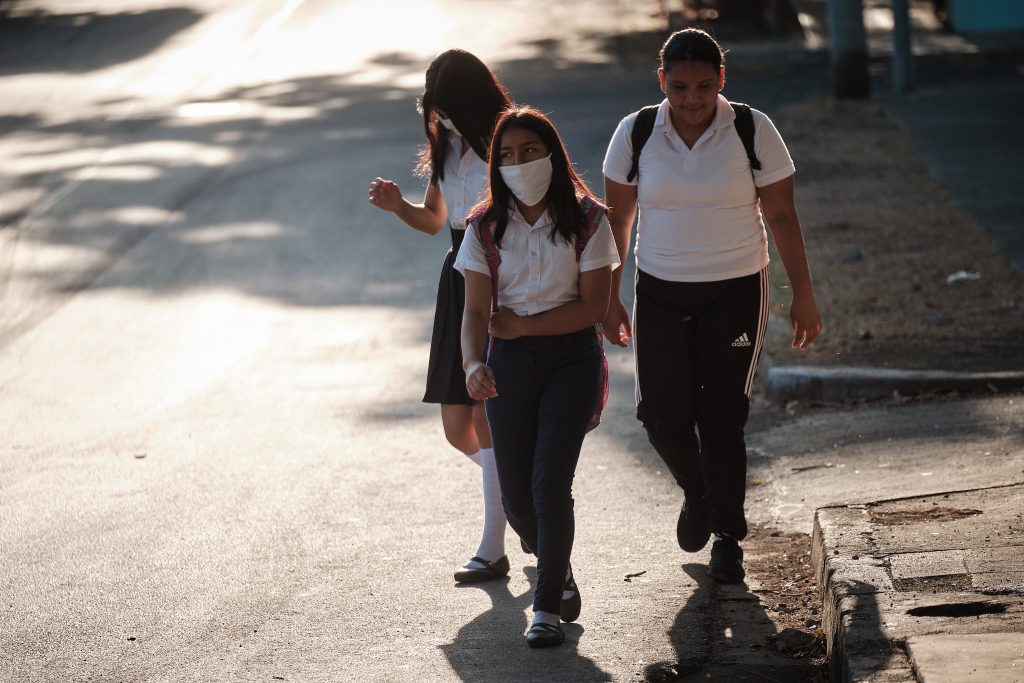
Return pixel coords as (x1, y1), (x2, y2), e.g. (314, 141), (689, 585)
(625, 102), (761, 183)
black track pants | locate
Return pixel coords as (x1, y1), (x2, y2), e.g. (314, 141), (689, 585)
(633, 267), (769, 540)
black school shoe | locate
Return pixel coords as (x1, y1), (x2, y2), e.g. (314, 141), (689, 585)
(708, 536), (745, 583)
(676, 493), (711, 552)
(453, 555), (510, 583)
(526, 622), (565, 648)
(561, 567), (581, 623)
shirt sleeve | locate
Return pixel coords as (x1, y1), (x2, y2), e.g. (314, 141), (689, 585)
(579, 213), (621, 272)
(601, 113), (639, 186)
(751, 109), (796, 188)
(453, 224), (491, 277)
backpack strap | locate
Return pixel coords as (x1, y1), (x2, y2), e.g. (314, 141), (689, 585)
(729, 102), (762, 172)
(626, 102), (762, 181)
(575, 196), (608, 261)
(626, 105), (659, 183)
(472, 220), (501, 313)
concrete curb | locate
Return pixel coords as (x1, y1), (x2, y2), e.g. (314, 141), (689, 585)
(762, 362), (1024, 403)
(813, 484), (1024, 682)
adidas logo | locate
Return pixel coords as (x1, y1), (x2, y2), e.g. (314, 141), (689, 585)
(731, 333), (752, 347)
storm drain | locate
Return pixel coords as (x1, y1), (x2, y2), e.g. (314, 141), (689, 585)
(906, 601), (1009, 618)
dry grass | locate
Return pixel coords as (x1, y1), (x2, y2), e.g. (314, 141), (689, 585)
(763, 98), (1024, 372)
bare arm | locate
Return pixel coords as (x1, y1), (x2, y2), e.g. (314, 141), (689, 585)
(488, 266), (613, 339)
(461, 269), (497, 400)
(368, 177), (448, 235)
(602, 178), (638, 346)
(758, 175), (823, 349)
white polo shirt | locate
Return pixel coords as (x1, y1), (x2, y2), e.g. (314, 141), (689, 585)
(602, 96), (795, 282)
(438, 134), (488, 231)
(454, 206), (620, 317)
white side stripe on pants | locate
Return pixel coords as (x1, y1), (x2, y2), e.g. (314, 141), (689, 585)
(744, 267), (770, 397)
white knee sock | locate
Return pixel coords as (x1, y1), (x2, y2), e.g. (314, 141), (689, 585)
(474, 447), (506, 562)
(465, 450), (482, 467)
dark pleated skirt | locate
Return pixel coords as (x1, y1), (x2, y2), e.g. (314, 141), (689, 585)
(423, 226), (474, 405)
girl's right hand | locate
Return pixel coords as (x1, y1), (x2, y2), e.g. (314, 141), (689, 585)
(368, 177), (402, 213)
(602, 298), (632, 347)
(465, 361), (497, 401)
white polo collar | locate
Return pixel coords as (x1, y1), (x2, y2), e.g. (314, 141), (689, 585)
(654, 95), (737, 135)
(509, 204), (554, 231)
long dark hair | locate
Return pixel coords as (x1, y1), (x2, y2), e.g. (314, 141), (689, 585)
(470, 106), (597, 249)
(416, 49), (511, 183)
(660, 28), (725, 71)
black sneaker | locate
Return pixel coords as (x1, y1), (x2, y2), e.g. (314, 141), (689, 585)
(708, 536), (745, 583)
(676, 493), (711, 552)
(560, 566), (581, 623)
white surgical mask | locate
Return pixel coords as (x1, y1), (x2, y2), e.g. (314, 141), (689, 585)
(438, 117), (460, 137)
(500, 155), (552, 207)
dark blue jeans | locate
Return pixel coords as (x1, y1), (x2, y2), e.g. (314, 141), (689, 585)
(485, 327), (602, 615)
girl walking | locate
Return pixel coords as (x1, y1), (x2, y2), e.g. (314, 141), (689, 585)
(367, 49), (513, 583)
(601, 29), (822, 584)
(457, 106), (619, 647)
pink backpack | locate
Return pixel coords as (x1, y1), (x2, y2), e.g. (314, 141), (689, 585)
(472, 196), (610, 432)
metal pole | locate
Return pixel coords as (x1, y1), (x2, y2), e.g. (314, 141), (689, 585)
(891, 0), (916, 92)
(828, 0), (871, 99)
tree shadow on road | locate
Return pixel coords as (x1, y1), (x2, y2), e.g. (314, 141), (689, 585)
(439, 566), (613, 682)
(0, 4), (201, 75)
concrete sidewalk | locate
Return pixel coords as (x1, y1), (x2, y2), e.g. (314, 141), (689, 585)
(813, 484), (1024, 682)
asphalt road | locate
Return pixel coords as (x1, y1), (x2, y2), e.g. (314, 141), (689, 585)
(4, 1), (1020, 682)
(0, 2), (759, 680)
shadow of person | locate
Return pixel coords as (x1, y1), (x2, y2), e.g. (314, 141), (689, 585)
(644, 563), (715, 681)
(440, 567), (613, 682)
(829, 579), (889, 682)
(646, 560), (827, 681)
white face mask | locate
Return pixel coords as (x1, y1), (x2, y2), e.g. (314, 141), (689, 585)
(499, 155), (553, 207)
(438, 117), (460, 137)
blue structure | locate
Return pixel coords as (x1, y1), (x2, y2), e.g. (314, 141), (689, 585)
(948, 0), (1024, 32)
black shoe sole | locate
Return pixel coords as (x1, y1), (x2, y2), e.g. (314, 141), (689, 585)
(454, 556), (510, 583)
(526, 634), (564, 648)
(678, 529), (711, 553)
(676, 504), (711, 553)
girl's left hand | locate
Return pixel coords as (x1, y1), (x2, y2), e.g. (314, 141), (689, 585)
(790, 294), (823, 349)
(489, 307), (524, 340)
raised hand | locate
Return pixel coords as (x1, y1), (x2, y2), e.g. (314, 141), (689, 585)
(368, 177), (402, 213)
